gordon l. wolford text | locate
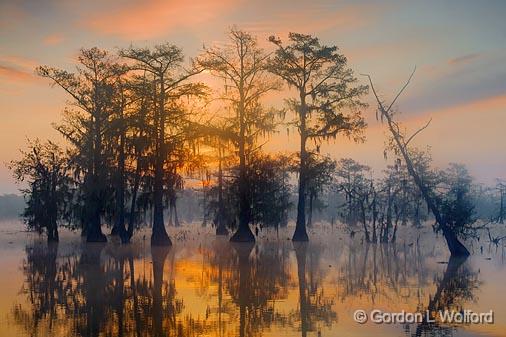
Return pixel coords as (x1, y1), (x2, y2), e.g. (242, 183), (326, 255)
(353, 309), (494, 324)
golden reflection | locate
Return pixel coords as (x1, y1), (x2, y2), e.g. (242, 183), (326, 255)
(9, 236), (486, 337)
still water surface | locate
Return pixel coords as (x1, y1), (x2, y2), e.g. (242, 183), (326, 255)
(0, 220), (505, 337)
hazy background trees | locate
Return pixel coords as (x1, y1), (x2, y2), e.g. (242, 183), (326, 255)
(206, 153), (292, 236)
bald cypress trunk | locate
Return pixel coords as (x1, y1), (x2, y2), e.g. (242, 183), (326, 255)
(86, 108), (106, 243)
(293, 93), (309, 242)
(112, 106), (127, 241)
(151, 76), (171, 246)
(230, 81), (254, 242)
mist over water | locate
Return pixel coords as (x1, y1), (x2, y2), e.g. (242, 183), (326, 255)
(1, 220), (505, 337)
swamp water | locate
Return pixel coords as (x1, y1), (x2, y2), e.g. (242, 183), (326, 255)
(0, 220), (505, 337)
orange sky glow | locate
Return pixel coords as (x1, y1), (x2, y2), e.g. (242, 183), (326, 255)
(1, 0), (505, 193)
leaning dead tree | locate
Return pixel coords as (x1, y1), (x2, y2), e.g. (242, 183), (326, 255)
(363, 69), (470, 257)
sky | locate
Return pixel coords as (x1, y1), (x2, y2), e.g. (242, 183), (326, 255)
(0, 0), (505, 193)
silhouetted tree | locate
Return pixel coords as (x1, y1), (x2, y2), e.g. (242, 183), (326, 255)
(336, 159), (395, 243)
(109, 70), (131, 240)
(120, 44), (206, 246)
(9, 140), (70, 242)
(123, 74), (158, 241)
(198, 28), (280, 242)
(386, 155), (430, 229)
(364, 70), (476, 256)
(37, 48), (126, 242)
(268, 33), (368, 241)
(437, 163), (477, 239)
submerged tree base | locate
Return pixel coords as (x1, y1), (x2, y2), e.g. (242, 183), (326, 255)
(151, 232), (172, 246)
(86, 228), (107, 243)
(47, 228), (59, 242)
(292, 226), (309, 242)
(444, 230), (470, 257)
(230, 225), (255, 242)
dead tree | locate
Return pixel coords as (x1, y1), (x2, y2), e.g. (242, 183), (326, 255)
(363, 69), (470, 257)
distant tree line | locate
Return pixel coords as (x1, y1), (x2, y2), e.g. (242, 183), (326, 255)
(8, 28), (504, 256)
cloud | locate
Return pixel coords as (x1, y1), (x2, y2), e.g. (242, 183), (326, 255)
(365, 91), (506, 139)
(83, 0), (385, 43)
(243, 3), (379, 35)
(43, 33), (65, 46)
(448, 53), (481, 66)
(378, 93), (506, 154)
(402, 93), (506, 176)
(426, 93), (506, 119)
(0, 65), (34, 82)
(396, 49), (506, 116)
(0, 55), (39, 83)
(84, 0), (238, 39)
(352, 92), (506, 182)
(0, 55), (37, 69)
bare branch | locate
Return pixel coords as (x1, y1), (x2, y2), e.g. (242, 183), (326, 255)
(405, 118), (432, 146)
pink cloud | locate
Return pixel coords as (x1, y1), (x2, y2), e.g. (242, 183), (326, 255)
(365, 92), (506, 137)
(425, 93), (506, 117)
(84, 0), (238, 39)
(402, 94), (506, 171)
(0, 65), (34, 82)
(241, 3), (383, 42)
(43, 33), (65, 46)
(0, 55), (37, 69)
(374, 93), (506, 140)
(0, 55), (39, 83)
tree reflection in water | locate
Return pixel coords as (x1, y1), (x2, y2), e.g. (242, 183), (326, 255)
(409, 256), (481, 337)
(293, 242), (337, 337)
(338, 241), (431, 304)
(11, 236), (481, 337)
